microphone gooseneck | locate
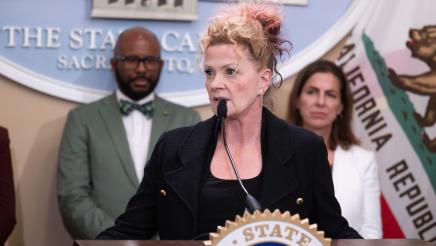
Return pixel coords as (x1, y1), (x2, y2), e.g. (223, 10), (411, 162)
(217, 100), (262, 213)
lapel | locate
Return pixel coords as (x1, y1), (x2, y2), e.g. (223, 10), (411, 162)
(149, 95), (172, 158)
(99, 94), (139, 187)
(259, 108), (299, 208)
(163, 117), (217, 218)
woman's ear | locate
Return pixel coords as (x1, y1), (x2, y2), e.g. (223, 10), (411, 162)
(258, 68), (272, 95)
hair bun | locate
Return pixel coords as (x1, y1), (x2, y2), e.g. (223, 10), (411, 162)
(252, 9), (281, 36)
(243, 3), (282, 37)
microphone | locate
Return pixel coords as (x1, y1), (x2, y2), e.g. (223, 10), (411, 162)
(217, 100), (227, 118)
(217, 100), (262, 213)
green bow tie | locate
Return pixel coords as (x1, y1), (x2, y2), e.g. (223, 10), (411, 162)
(119, 99), (154, 119)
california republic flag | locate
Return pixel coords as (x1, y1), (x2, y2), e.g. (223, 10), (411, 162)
(336, 0), (436, 241)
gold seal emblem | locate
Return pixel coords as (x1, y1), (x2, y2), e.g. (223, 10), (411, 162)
(204, 209), (331, 246)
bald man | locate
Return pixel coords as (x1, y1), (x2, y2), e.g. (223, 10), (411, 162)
(57, 27), (200, 239)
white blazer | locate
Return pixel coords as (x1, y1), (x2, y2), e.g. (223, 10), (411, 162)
(332, 145), (382, 239)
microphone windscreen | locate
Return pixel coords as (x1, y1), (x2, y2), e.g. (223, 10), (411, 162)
(217, 100), (227, 118)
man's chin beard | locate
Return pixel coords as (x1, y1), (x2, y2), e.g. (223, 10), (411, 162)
(126, 92), (148, 101)
(116, 78), (154, 101)
(124, 86), (154, 101)
(114, 69), (161, 101)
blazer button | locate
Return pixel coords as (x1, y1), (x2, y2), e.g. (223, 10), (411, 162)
(160, 189), (167, 197)
(296, 197), (304, 205)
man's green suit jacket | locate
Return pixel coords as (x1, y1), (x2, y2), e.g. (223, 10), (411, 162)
(57, 94), (201, 239)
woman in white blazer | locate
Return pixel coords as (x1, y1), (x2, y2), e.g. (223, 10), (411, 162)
(287, 60), (382, 239)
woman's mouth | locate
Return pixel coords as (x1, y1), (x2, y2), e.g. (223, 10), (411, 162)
(213, 97), (228, 103)
(310, 112), (326, 118)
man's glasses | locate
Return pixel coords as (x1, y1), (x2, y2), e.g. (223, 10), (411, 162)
(114, 55), (162, 70)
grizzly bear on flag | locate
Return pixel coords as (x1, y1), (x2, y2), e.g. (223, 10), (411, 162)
(389, 25), (436, 152)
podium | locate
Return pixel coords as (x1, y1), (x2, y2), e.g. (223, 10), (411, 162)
(74, 239), (434, 246)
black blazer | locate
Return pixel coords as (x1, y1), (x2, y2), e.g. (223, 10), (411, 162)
(98, 108), (361, 240)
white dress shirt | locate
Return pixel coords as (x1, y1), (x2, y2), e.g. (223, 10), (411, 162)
(332, 145), (382, 239)
(116, 90), (153, 182)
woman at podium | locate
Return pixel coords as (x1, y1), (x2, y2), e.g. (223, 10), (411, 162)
(98, 2), (362, 240)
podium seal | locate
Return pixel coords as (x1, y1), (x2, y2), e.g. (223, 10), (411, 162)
(204, 209), (331, 246)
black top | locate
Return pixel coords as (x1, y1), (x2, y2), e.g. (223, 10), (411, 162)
(196, 169), (262, 238)
(195, 119), (263, 239)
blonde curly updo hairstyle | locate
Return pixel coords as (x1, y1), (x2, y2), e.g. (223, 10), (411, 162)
(200, 1), (291, 86)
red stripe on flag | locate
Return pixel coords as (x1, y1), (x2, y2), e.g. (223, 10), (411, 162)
(381, 194), (405, 238)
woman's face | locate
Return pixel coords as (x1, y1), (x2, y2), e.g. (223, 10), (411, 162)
(297, 72), (343, 132)
(204, 43), (270, 118)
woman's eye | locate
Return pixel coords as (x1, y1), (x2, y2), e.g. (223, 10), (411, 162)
(327, 92), (338, 98)
(305, 89), (315, 95)
(204, 69), (214, 77)
(226, 68), (237, 76)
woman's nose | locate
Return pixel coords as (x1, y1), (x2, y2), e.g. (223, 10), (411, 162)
(316, 93), (326, 106)
(209, 74), (225, 89)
